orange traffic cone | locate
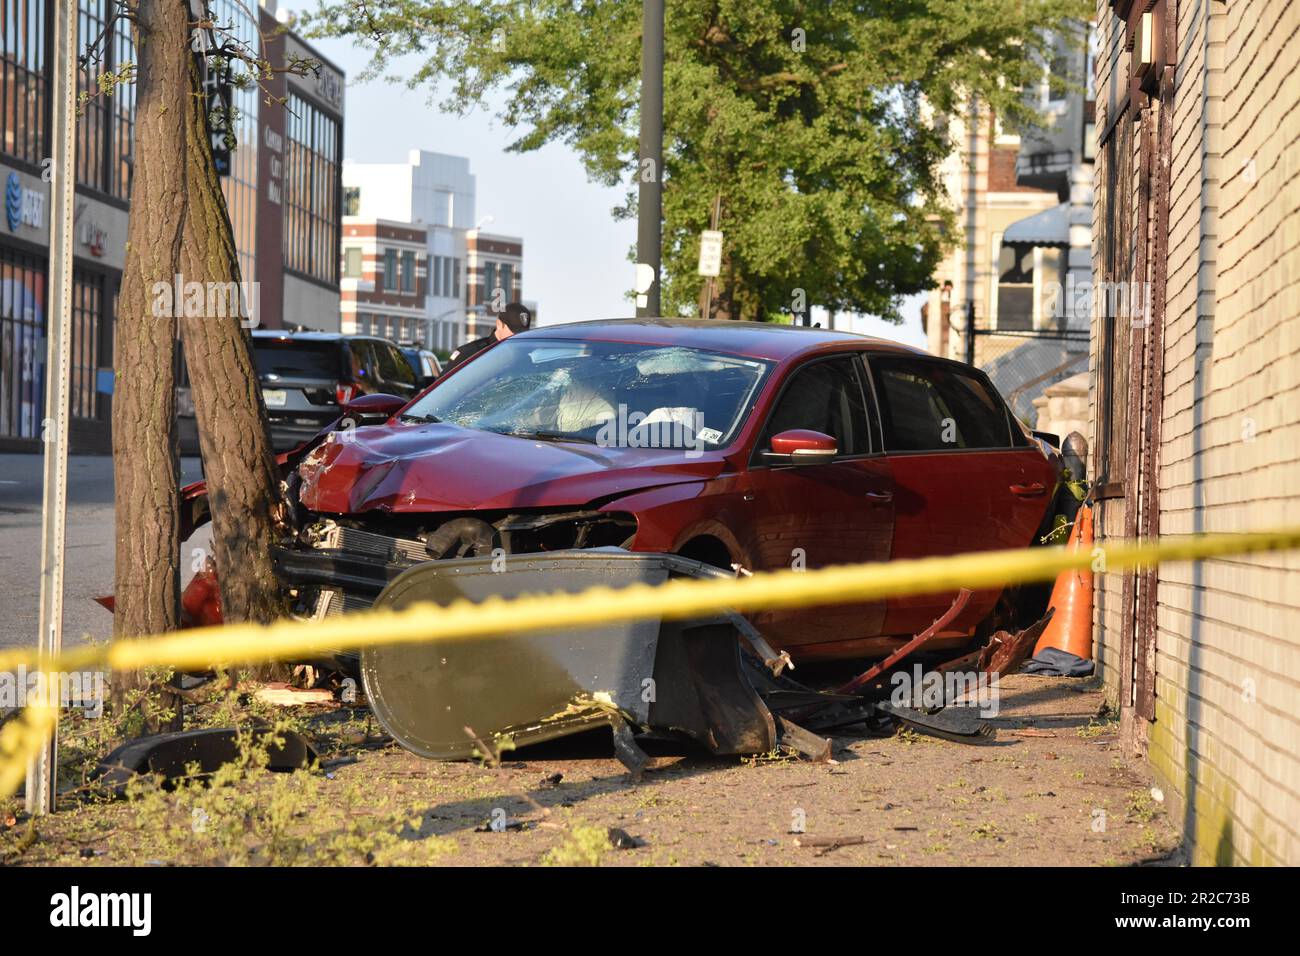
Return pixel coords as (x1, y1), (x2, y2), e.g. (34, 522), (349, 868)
(1032, 504), (1095, 659)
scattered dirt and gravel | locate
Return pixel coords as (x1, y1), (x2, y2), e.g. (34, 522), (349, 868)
(1, 671), (1181, 867)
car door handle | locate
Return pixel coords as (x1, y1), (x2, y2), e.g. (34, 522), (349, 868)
(1010, 482), (1047, 497)
(865, 490), (893, 502)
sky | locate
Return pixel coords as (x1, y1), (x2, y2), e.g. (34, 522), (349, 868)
(284, 3), (926, 347)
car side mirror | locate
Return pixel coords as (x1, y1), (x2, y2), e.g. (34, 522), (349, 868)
(762, 428), (838, 465)
(342, 392), (407, 419)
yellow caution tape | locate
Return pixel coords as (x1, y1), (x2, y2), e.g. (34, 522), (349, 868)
(2, 525), (1298, 679)
(3, 526), (1300, 801)
(0, 693), (57, 801)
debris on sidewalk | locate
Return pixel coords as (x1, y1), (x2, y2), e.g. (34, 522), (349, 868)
(254, 682), (336, 707)
(1024, 647), (1096, 678)
(607, 827), (643, 849)
(793, 834), (869, 857)
(92, 727), (319, 796)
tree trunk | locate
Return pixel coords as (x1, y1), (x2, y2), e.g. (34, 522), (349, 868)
(177, 52), (286, 630)
(110, 0), (189, 723)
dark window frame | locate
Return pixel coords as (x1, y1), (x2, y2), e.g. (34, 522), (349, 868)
(865, 354), (1026, 454)
(284, 91), (340, 286)
(1, 0), (48, 168)
(1095, 107), (1136, 498)
(748, 352), (876, 468)
(400, 249), (415, 293)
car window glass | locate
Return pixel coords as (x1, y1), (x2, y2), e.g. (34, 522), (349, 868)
(348, 341), (379, 388)
(762, 357), (869, 456)
(252, 340), (340, 380)
(379, 343), (417, 387)
(870, 358), (1012, 451)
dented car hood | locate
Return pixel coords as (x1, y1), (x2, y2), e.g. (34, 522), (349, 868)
(296, 421), (725, 515)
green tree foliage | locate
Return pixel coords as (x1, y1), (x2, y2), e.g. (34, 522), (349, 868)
(305, 0), (1088, 321)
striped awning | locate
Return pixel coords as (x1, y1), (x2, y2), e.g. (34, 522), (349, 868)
(1003, 203), (1069, 247)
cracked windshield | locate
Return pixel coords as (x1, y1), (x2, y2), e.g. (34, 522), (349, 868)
(403, 340), (770, 449)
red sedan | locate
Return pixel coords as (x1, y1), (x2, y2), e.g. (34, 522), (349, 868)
(271, 319), (1059, 663)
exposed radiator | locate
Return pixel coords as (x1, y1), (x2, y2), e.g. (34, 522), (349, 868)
(315, 524), (427, 564)
(308, 524), (426, 621)
(312, 588), (374, 620)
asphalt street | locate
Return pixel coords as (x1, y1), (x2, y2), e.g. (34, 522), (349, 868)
(0, 453), (203, 651)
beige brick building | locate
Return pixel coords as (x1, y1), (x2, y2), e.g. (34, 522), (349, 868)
(1090, 0), (1300, 864)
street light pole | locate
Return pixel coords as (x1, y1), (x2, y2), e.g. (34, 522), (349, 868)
(28, 0), (79, 815)
(430, 303), (486, 349)
(964, 301), (977, 366)
(635, 0), (664, 317)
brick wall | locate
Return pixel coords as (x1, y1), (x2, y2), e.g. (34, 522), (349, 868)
(1090, 2), (1130, 714)
(1091, 0), (1300, 865)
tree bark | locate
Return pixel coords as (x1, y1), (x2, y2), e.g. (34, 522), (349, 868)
(110, 0), (189, 721)
(177, 51), (286, 629)
(114, 0), (284, 709)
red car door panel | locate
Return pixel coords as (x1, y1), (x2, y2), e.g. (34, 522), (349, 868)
(738, 355), (894, 649)
(883, 449), (1053, 636)
(867, 356), (1056, 638)
(739, 458), (894, 647)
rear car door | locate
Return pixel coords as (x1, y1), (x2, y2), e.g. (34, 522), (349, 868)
(865, 355), (1055, 637)
(739, 354), (895, 653)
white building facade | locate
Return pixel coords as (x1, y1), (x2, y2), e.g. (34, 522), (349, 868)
(342, 150), (527, 350)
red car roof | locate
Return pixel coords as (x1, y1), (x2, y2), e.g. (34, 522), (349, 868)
(512, 318), (927, 362)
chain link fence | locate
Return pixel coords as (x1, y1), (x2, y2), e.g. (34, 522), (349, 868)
(966, 316), (1090, 428)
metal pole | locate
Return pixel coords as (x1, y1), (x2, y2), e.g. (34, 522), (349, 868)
(28, 0), (79, 815)
(964, 301), (977, 366)
(635, 0), (664, 317)
(699, 192), (721, 319)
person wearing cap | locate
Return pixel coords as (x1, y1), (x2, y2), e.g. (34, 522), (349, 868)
(445, 302), (531, 371)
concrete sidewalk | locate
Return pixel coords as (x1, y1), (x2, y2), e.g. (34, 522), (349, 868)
(4, 674), (1181, 866)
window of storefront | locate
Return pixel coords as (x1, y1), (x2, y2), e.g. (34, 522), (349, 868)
(285, 92), (340, 285)
(1, 0), (47, 166)
(69, 272), (103, 419)
(210, 0), (260, 285)
(74, 0), (135, 201)
(0, 246), (108, 443)
(109, 8), (133, 197)
(0, 247), (46, 440)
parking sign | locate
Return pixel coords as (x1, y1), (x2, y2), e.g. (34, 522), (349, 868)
(698, 230), (723, 277)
